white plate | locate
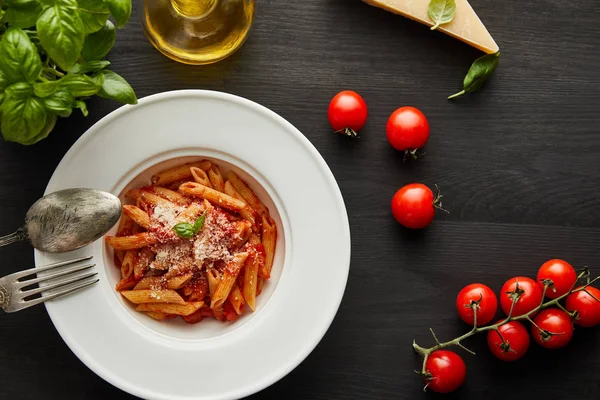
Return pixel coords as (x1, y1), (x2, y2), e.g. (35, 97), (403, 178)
(35, 90), (351, 400)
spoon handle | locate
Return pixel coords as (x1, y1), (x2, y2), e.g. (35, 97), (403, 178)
(0, 228), (28, 247)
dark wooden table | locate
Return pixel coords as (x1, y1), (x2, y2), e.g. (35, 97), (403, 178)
(1, 1), (599, 399)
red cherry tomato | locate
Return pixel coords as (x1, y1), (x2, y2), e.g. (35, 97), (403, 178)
(487, 321), (530, 361)
(531, 308), (573, 349)
(424, 350), (466, 393)
(536, 259), (577, 299)
(391, 183), (443, 229)
(566, 286), (600, 327)
(456, 283), (498, 326)
(500, 277), (543, 317)
(386, 106), (430, 153)
(327, 90), (368, 137)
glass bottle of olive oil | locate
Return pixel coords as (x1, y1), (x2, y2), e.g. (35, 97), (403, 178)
(143, 0), (255, 65)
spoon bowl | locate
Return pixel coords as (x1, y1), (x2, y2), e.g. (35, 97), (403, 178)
(0, 189), (122, 253)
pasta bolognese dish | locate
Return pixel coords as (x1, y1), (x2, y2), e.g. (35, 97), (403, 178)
(105, 160), (277, 324)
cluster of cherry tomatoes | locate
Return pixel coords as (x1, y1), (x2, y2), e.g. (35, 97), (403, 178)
(327, 90), (439, 229)
(424, 259), (600, 394)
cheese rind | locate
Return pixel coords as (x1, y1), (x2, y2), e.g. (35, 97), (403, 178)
(363, 0), (499, 54)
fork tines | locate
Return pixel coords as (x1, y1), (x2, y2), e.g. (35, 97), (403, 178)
(0, 256), (99, 313)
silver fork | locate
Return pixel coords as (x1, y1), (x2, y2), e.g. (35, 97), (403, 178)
(0, 256), (98, 313)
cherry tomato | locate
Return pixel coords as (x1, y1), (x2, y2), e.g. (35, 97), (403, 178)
(500, 277), (543, 317)
(487, 321), (530, 361)
(424, 350), (466, 393)
(391, 183), (443, 229)
(327, 90), (368, 137)
(456, 283), (498, 326)
(386, 106), (430, 154)
(566, 286), (600, 327)
(531, 308), (573, 349)
(536, 259), (577, 299)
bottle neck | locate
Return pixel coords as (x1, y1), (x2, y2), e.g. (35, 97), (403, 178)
(171, 0), (217, 17)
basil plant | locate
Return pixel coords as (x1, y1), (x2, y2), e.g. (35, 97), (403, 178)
(0, 0), (136, 145)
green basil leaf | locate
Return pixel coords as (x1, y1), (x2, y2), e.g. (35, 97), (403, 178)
(2, 2), (42, 29)
(68, 60), (110, 74)
(0, 27), (43, 83)
(5, 0), (39, 9)
(5, 82), (33, 99)
(33, 80), (61, 97)
(82, 19), (115, 60)
(448, 52), (500, 99)
(427, 0), (456, 31)
(73, 99), (88, 116)
(0, 70), (8, 92)
(104, 0), (131, 28)
(96, 70), (137, 104)
(191, 213), (206, 234)
(60, 73), (102, 96)
(37, 0), (85, 70)
(78, 0), (110, 34)
(1, 95), (48, 144)
(173, 222), (195, 239)
(37, 0), (57, 5)
(0, 9), (5, 21)
(20, 113), (57, 144)
(43, 89), (74, 117)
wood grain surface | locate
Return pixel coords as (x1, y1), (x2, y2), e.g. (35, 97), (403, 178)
(1, 0), (599, 399)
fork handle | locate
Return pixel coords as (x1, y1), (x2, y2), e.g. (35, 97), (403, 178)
(0, 228), (28, 247)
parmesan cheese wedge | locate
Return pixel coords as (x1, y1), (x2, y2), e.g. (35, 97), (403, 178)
(363, 0), (499, 54)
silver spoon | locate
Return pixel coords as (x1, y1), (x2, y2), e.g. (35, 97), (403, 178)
(0, 188), (122, 253)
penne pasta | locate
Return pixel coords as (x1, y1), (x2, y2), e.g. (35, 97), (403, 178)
(208, 165), (225, 192)
(168, 273), (194, 290)
(114, 214), (134, 265)
(125, 188), (144, 201)
(121, 289), (186, 305)
(260, 215), (277, 279)
(134, 273), (194, 291)
(136, 301), (204, 316)
(178, 182), (246, 212)
(151, 161), (212, 186)
(211, 252), (249, 308)
(230, 220), (253, 249)
(227, 171), (269, 216)
(148, 186), (191, 206)
(228, 284), (245, 315)
(121, 250), (136, 279)
(116, 214), (135, 236)
(257, 277), (265, 296)
(122, 205), (152, 230)
(191, 167), (212, 187)
(206, 268), (221, 296)
(134, 276), (165, 290)
(140, 191), (179, 209)
(134, 247), (155, 279)
(224, 181), (257, 227)
(145, 311), (176, 320)
(242, 250), (260, 311)
(106, 232), (156, 250)
(115, 276), (140, 291)
(248, 233), (261, 245)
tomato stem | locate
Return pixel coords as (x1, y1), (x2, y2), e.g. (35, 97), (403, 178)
(583, 288), (600, 303)
(403, 149), (425, 162)
(334, 127), (359, 138)
(447, 90), (466, 100)
(413, 268), (599, 385)
(432, 184), (450, 215)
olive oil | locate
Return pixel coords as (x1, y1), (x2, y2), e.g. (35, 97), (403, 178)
(143, 0), (255, 65)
